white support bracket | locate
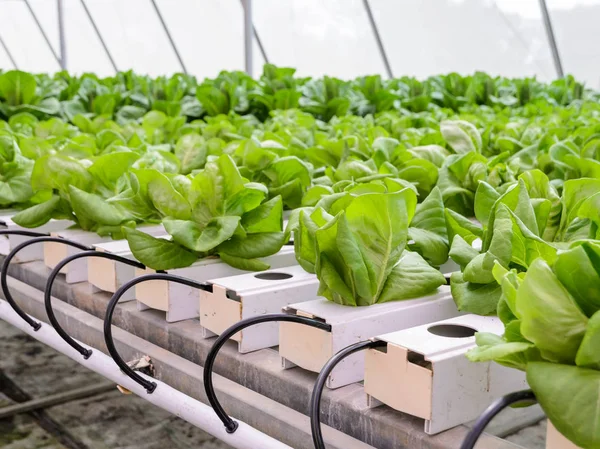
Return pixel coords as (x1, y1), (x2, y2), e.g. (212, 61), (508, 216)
(0, 214), (72, 263)
(87, 226), (166, 301)
(135, 247), (297, 323)
(364, 314), (529, 435)
(200, 265), (319, 352)
(44, 229), (114, 284)
(279, 286), (461, 389)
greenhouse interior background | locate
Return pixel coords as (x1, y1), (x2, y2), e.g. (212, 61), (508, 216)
(1, 1), (599, 449)
(0, 0), (597, 84)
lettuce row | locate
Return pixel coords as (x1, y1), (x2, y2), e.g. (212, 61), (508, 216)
(0, 69), (588, 124)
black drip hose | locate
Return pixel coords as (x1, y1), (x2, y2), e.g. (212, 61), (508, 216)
(1, 236), (89, 330)
(460, 389), (536, 449)
(0, 229), (49, 238)
(104, 273), (210, 393)
(310, 340), (387, 449)
(203, 313), (332, 433)
(44, 250), (146, 359)
(0, 230), (49, 327)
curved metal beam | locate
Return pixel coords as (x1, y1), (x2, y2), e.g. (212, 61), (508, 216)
(238, 0), (268, 66)
(149, 0), (188, 74)
(57, 0), (66, 70)
(79, 0), (118, 72)
(253, 24), (269, 65)
(538, 0), (564, 78)
(0, 30), (18, 69)
(241, 0), (253, 75)
(23, 0), (62, 69)
(363, 0), (393, 79)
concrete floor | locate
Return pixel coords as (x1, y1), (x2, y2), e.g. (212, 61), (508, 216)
(0, 317), (545, 449)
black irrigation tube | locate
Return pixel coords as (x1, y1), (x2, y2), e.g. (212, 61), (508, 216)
(104, 273), (211, 393)
(203, 313), (332, 433)
(1, 235), (88, 330)
(460, 389), (537, 449)
(0, 229), (49, 238)
(310, 340), (387, 449)
(44, 250), (146, 359)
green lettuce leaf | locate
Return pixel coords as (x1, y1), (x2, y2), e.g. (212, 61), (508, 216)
(517, 258), (588, 364)
(527, 362), (600, 449)
(123, 228), (197, 270)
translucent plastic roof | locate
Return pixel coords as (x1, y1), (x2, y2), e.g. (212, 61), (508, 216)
(546, 0), (600, 86)
(372, 0), (555, 80)
(253, 0), (387, 78)
(0, 0), (597, 86)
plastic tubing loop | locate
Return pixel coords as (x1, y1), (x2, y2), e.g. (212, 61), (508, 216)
(1, 235), (89, 330)
(0, 230), (49, 318)
(460, 389), (537, 449)
(45, 250), (146, 359)
(203, 313), (333, 434)
(104, 273), (211, 394)
(310, 339), (387, 449)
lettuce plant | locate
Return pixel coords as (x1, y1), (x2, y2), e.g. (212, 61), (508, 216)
(294, 187), (446, 306)
(437, 119), (520, 216)
(0, 133), (36, 207)
(370, 137), (443, 198)
(11, 150), (143, 237)
(248, 64), (303, 121)
(234, 138), (312, 209)
(124, 154), (287, 271)
(0, 70), (60, 119)
(449, 170), (600, 315)
(8, 133), (183, 235)
(467, 243), (600, 448)
(300, 76), (351, 122)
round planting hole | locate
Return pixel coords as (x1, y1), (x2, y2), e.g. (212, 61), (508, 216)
(427, 324), (477, 339)
(254, 272), (293, 281)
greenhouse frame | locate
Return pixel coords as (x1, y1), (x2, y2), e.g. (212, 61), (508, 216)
(0, 1), (600, 449)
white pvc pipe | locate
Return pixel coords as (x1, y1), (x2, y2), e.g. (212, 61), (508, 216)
(0, 299), (291, 449)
